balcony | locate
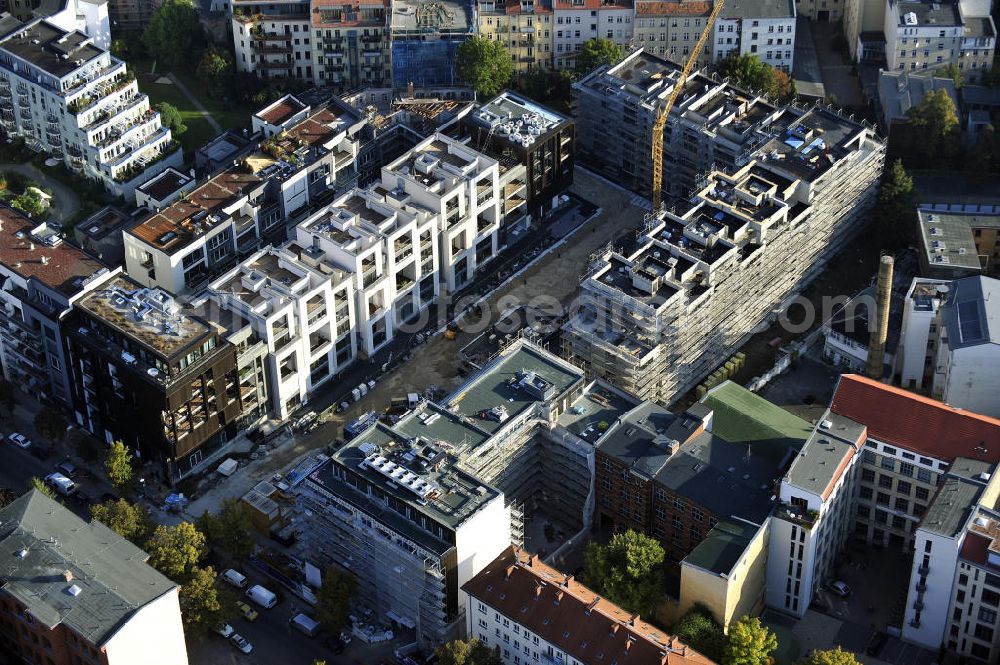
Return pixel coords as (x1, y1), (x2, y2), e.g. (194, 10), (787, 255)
(917, 564), (929, 576)
(912, 600), (923, 611)
(915, 582), (926, 593)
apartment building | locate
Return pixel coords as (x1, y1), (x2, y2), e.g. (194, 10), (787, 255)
(633, 0), (714, 69)
(289, 187), (434, 356)
(0, 490), (188, 665)
(295, 340), (634, 645)
(231, 0), (313, 81)
(0, 207), (110, 408)
(794, 0), (841, 22)
(893, 275), (1000, 418)
(458, 91), (575, 237)
(901, 457), (1000, 661)
(124, 95), (364, 294)
(207, 246), (354, 419)
(311, 0), (391, 90)
(712, 0), (797, 72)
(134, 167), (195, 211)
(765, 410), (865, 617)
(917, 208), (1000, 278)
(552, 0), (633, 71)
(844, 0), (888, 61)
(464, 546), (718, 665)
(74, 205), (132, 265)
(64, 273), (252, 482)
(884, 0), (996, 83)
(564, 105), (884, 402)
(106, 0), (160, 30)
(595, 381), (809, 563)
(379, 132), (501, 293)
(573, 50), (785, 199)
(0, 19), (182, 198)
(0, 0), (110, 50)
(390, 0), (474, 88)
(477, 0), (554, 74)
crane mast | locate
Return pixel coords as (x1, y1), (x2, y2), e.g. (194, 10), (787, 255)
(651, 0), (727, 211)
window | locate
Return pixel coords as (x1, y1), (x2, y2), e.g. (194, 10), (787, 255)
(897, 481), (912, 495)
(916, 486), (929, 501)
(899, 462), (914, 477)
(876, 492), (890, 505)
(883, 446), (897, 455)
(862, 469), (875, 482)
(978, 607), (997, 624)
(880, 457), (895, 471)
(973, 624), (994, 642)
(878, 475), (893, 489)
(894, 498), (909, 512)
(673, 498), (686, 511)
(860, 486), (873, 500)
(918, 468), (932, 483)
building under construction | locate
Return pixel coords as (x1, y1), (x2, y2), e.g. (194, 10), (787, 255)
(294, 340), (637, 646)
(562, 104), (886, 403)
(389, 0), (474, 88)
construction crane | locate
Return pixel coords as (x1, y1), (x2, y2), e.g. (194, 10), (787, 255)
(651, 0), (727, 211)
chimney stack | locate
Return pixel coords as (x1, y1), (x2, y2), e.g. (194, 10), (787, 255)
(562, 574), (573, 587)
(866, 253), (894, 380)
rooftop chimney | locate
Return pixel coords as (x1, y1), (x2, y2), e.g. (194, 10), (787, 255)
(866, 253), (894, 380)
(586, 597), (600, 613)
(562, 574), (573, 587)
(629, 614), (640, 626)
(528, 553), (537, 567)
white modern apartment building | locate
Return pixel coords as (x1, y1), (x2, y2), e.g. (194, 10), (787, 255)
(124, 95), (364, 294)
(0, 19), (182, 197)
(208, 246), (356, 419)
(712, 0), (797, 72)
(894, 275), (1000, 418)
(766, 412), (865, 617)
(884, 0), (996, 83)
(291, 186), (438, 356)
(380, 132), (500, 294)
(230, 0), (314, 82)
(0, 490), (189, 665)
(552, 0), (634, 71)
(901, 458), (1000, 660)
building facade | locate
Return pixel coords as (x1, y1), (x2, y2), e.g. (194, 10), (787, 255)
(552, 0), (633, 71)
(230, 0), (313, 81)
(0, 19), (182, 197)
(390, 0), (474, 88)
(0, 490), (189, 665)
(477, 0), (554, 74)
(712, 0), (796, 72)
(311, 0), (391, 90)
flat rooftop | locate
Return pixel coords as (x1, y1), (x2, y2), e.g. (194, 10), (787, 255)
(0, 20), (103, 80)
(0, 491), (176, 647)
(212, 250), (312, 313)
(918, 209), (998, 273)
(444, 341), (585, 435)
(136, 167), (191, 202)
(78, 206), (132, 240)
(390, 0), (471, 32)
(784, 411), (864, 500)
(255, 95), (307, 126)
(895, 0), (961, 28)
(720, 0), (794, 19)
(469, 91), (569, 148)
(76, 274), (213, 360)
(757, 107), (864, 183)
(683, 518), (761, 576)
(0, 207), (108, 297)
(922, 468), (993, 538)
(556, 381), (640, 445)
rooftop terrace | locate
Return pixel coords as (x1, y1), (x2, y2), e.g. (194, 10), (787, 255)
(390, 0), (472, 32)
(0, 20), (103, 80)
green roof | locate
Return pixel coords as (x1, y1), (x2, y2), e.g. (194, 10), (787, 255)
(682, 519), (761, 576)
(0, 490), (177, 646)
(700, 381), (813, 463)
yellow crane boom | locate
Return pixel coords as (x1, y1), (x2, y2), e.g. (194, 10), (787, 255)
(651, 0), (726, 211)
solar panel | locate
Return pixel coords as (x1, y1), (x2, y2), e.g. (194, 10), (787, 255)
(958, 300), (983, 343)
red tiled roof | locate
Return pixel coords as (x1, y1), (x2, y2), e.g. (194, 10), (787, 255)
(0, 207), (106, 297)
(463, 547), (717, 665)
(829, 375), (1000, 462)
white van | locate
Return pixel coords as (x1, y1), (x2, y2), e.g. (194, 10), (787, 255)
(290, 613), (320, 637)
(44, 472), (76, 497)
(245, 584), (277, 609)
(221, 569), (248, 589)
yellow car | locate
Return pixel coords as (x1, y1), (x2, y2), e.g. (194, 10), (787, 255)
(235, 601), (258, 622)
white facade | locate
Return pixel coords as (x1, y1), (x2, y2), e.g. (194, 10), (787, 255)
(208, 246), (356, 420)
(902, 521), (965, 648)
(381, 133), (501, 294)
(231, 8), (314, 82)
(713, 11), (797, 72)
(552, 1), (634, 71)
(896, 278), (950, 390)
(103, 588), (189, 665)
(0, 19), (181, 198)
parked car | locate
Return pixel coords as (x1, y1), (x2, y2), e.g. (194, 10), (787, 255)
(55, 460), (77, 477)
(213, 623), (234, 639)
(828, 580), (852, 597)
(8, 432), (30, 449)
(867, 632), (889, 656)
(234, 601), (258, 622)
(290, 613), (320, 637)
(230, 634), (253, 654)
(221, 568), (248, 589)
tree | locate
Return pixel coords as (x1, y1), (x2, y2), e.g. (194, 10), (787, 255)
(723, 616), (778, 665)
(772, 68), (796, 103)
(576, 38), (623, 75)
(875, 159), (917, 247)
(155, 102), (187, 136)
(33, 407), (67, 444)
(91, 499), (153, 544)
(11, 192), (44, 218)
(940, 63), (964, 88)
(179, 565), (227, 634)
(456, 36), (514, 100)
(197, 499), (255, 563)
(717, 54), (776, 96)
(905, 88), (959, 163)
(29, 476), (54, 499)
(314, 568), (356, 635)
(109, 37), (129, 59)
(581, 530), (665, 617)
(802, 647), (862, 665)
(104, 440), (134, 491)
(142, 0), (202, 68)
(196, 48), (234, 97)
(435, 639), (503, 665)
(145, 522), (206, 582)
(672, 605), (726, 661)
(517, 69), (574, 114)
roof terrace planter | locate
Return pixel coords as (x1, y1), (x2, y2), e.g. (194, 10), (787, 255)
(112, 139), (181, 182)
(68, 70), (137, 116)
